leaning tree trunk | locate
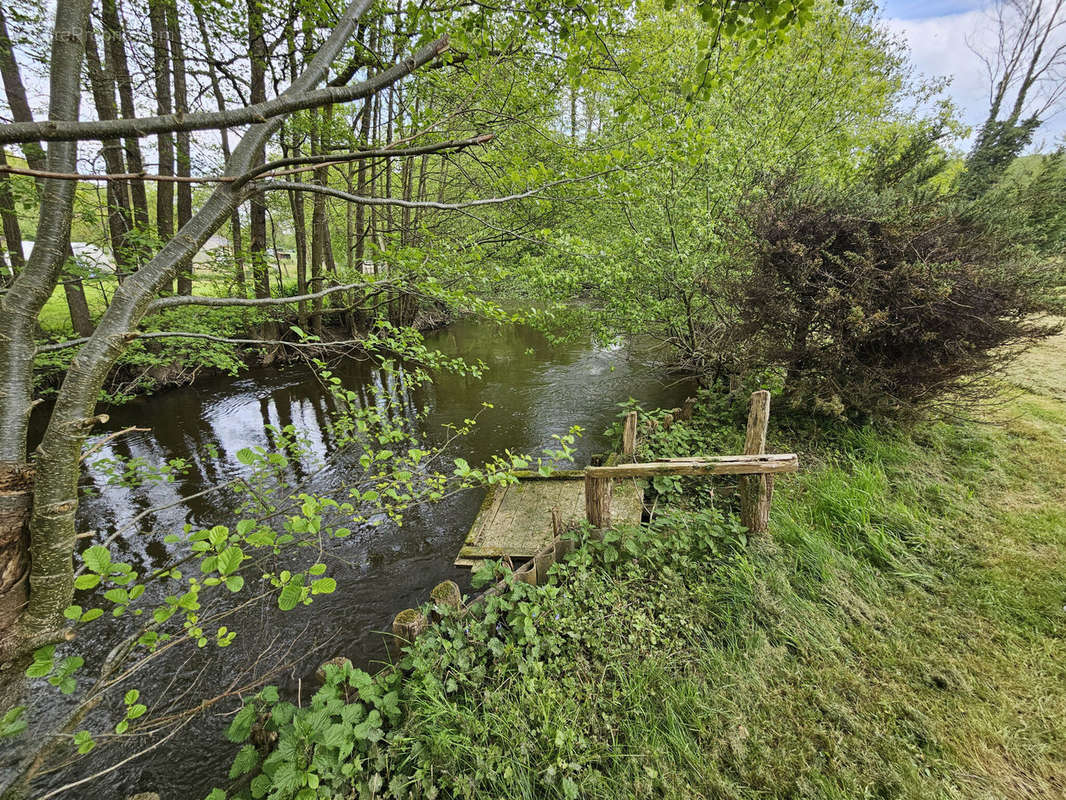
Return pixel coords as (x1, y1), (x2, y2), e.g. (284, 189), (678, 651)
(0, 0), (93, 662)
(194, 2), (246, 294)
(84, 26), (135, 279)
(247, 0), (271, 302)
(17, 0), (401, 642)
(101, 0), (151, 250)
(0, 2), (94, 338)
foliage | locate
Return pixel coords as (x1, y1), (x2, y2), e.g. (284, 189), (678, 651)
(725, 182), (1063, 420)
(225, 342), (1066, 798)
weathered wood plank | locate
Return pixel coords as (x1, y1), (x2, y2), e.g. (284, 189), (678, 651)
(456, 475), (644, 565)
(740, 390), (774, 534)
(621, 411), (638, 456)
(586, 453), (797, 478)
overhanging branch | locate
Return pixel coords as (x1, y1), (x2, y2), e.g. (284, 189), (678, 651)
(0, 135), (494, 184)
(0, 36), (449, 145)
(253, 168), (621, 210)
(145, 280), (392, 313)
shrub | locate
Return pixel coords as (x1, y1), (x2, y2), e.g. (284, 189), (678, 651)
(725, 186), (1063, 420)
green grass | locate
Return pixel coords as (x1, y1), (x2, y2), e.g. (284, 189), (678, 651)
(38, 262), (303, 335)
(381, 335), (1066, 799)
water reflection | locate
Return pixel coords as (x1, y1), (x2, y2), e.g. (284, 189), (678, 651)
(26, 320), (692, 800)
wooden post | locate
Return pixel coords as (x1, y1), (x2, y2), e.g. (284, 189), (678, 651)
(534, 546), (555, 584)
(585, 473), (611, 531)
(314, 656), (352, 683)
(740, 390), (773, 535)
(391, 608), (426, 658)
(551, 506), (563, 538)
(429, 580), (462, 621)
(680, 396), (696, 421)
(621, 410), (638, 456)
(515, 562), (537, 585)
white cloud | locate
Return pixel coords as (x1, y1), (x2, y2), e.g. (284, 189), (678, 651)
(884, 8), (1066, 151)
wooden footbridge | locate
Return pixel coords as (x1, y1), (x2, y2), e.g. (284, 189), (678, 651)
(454, 390), (798, 566)
(333, 390), (801, 663)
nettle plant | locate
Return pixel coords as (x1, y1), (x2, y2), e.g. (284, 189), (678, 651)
(3, 333), (581, 789)
(211, 507), (752, 800)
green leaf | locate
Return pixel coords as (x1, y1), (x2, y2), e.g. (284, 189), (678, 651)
(74, 574), (101, 590)
(278, 576), (305, 611)
(80, 608), (103, 623)
(310, 577), (336, 595)
(236, 447), (257, 465)
(127, 703), (147, 719)
(229, 743), (259, 778)
(74, 730), (95, 754)
(216, 546), (244, 575)
(225, 575), (245, 593)
(250, 774), (272, 799)
(104, 588), (129, 605)
(82, 545), (111, 574)
(124, 689), (140, 705)
(63, 605), (82, 620)
(226, 704), (256, 743)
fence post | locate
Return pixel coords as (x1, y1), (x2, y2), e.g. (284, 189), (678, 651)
(585, 473), (611, 533)
(391, 608), (427, 659)
(740, 390), (773, 535)
(621, 410), (638, 456)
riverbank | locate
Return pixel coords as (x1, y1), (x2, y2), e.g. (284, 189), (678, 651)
(230, 332), (1066, 798)
(33, 299), (456, 403)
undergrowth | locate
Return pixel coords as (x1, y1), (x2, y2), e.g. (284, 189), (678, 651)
(216, 345), (1066, 800)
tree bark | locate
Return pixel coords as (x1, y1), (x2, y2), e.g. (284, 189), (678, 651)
(83, 25), (135, 278)
(247, 0), (270, 301)
(0, 0), (94, 655)
(194, 2), (246, 294)
(101, 0), (150, 240)
(167, 0), (193, 294)
(0, 147), (24, 282)
(147, 0), (174, 253)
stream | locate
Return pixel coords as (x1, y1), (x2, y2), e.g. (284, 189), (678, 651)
(20, 319), (693, 800)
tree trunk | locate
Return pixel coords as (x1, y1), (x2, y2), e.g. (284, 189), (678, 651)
(194, 2), (246, 294)
(83, 26), (135, 278)
(0, 0), (94, 655)
(101, 0), (151, 245)
(167, 0), (194, 294)
(147, 0), (174, 254)
(0, 148), (24, 283)
(63, 275), (95, 337)
(247, 0), (270, 302)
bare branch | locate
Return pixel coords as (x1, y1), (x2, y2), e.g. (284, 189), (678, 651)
(37, 331), (371, 354)
(254, 168), (621, 210)
(0, 135), (495, 183)
(145, 279), (390, 313)
(0, 37), (451, 145)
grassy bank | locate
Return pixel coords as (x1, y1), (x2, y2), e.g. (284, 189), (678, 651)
(228, 334), (1066, 799)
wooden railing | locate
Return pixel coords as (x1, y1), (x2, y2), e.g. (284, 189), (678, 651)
(585, 390), (797, 534)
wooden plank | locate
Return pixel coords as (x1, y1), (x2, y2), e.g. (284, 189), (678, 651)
(621, 411), (638, 455)
(456, 476), (644, 565)
(740, 390), (774, 535)
(586, 453), (797, 478)
(585, 473), (611, 529)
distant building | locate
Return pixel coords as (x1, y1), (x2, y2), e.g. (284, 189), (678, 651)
(192, 234), (232, 265)
(20, 240), (116, 277)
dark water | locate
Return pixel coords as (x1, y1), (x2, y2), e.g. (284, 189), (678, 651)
(20, 320), (692, 800)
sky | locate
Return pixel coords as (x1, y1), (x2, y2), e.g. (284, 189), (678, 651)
(880, 0), (1066, 152)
